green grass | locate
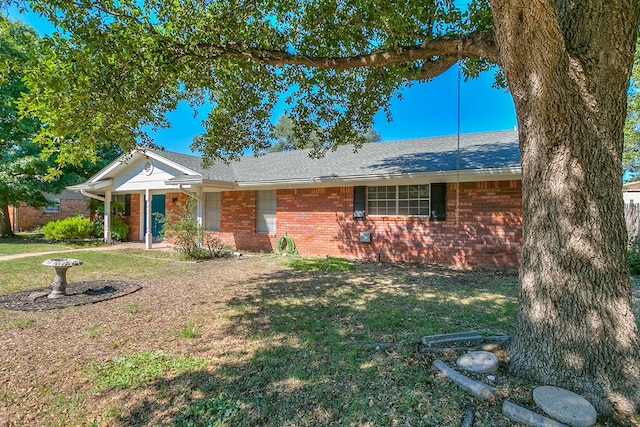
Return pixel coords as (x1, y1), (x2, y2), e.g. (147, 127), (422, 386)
(0, 249), (190, 294)
(172, 394), (239, 427)
(123, 302), (141, 313)
(178, 321), (201, 339)
(280, 256), (356, 272)
(0, 233), (77, 256)
(86, 351), (208, 391)
(6, 316), (35, 329)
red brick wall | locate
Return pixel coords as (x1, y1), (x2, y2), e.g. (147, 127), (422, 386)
(120, 181), (521, 268)
(12, 199), (90, 232)
(212, 190), (274, 251)
(204, 180), (522, 269)
(122, 194), (141, 241)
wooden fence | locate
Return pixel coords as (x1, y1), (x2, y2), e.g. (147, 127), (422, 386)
(626, 202), (640, 241)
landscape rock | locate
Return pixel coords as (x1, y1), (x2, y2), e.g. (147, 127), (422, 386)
(533, 386), (597, 427)
(456, 350), (499, 373)
(422, 330), (483, 347)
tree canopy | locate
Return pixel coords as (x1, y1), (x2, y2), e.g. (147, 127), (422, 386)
(0, 15), (122, 236)
(268, 113), (380, 152)
(16, 0), (496, 165)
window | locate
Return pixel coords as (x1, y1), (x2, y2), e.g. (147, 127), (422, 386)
(367, 184), (446, 220)
(204, 192), (221, 231)
(256, 190), (276, 234)
(43, 198), (60, 213)
(112, 194), (131, 216)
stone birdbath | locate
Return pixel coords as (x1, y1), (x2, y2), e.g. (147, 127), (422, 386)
(42, 258), (83, 299)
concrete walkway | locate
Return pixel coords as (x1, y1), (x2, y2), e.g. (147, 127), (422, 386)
(0, 242), (174, 261)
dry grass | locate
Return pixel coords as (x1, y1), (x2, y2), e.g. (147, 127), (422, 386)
(0, 250), (632, 426)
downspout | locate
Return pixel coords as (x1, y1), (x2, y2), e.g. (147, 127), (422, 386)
(80, 189), (105, 202)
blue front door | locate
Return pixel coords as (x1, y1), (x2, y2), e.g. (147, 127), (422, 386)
(144, 194), (166, 239)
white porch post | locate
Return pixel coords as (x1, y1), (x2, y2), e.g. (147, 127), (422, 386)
(196, 189), (204, 228)
(104, 190), (112, 244)
(145, 188), (152, 249)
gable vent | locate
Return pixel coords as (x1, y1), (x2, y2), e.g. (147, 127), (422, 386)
(143, 160), (154, 175)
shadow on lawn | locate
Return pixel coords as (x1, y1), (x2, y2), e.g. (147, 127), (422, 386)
(116, 263), (518, 426)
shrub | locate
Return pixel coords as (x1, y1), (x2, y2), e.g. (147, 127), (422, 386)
(92, 215), (129, 241)
(629, 238), (640, 274)
(162, 198), (232, 260)
(41, 215), (93, 240)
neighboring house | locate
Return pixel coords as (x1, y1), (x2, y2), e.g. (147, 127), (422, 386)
(9, 191), (90, 232)
(623, 181), (640, 205)
(68, 130), (523, 268)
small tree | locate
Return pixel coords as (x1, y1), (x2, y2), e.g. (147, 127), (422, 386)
(161, 197), (226, 260)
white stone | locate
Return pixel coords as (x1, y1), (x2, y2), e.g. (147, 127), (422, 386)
(533, 386), (597, 427)
(456, 351), (499, 374)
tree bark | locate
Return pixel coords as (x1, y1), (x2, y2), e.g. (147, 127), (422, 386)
(0, 203), (15, 237)
(491, 0), (640, 422)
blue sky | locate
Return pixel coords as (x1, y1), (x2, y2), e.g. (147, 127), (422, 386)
(7, 5), (517, 155)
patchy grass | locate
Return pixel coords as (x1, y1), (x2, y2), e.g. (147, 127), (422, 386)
(123, 301), (141, 314)
(0, 245), (627, 426)
(279, 255), (357, 272)
(5, 315), (35, 329)
(178, 321), (201, 339)
(87, 351), (208, 391)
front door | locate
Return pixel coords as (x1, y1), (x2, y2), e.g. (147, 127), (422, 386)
(144, 194), (166, 240)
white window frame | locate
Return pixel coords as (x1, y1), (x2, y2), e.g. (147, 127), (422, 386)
(256, 190), (276, 234)
(367, 184), (431, 216)
(204, 192), (221, 231)
(43, 198), (61, 213)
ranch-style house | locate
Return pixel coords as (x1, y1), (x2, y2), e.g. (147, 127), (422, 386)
(68, 130), (523, 268)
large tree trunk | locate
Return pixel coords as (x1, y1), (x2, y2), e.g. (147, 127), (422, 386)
(0, 203), (14, 237)
(491, 0), (640, 422)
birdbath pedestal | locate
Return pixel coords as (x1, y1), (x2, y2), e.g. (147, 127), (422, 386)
(42, 258), (83, 299)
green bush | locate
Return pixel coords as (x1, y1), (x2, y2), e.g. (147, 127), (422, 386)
(92, 215), (129, 241)
(629, 238), (640, 274)
(42, 215), (94, 240)
(162, 198), (231, 260)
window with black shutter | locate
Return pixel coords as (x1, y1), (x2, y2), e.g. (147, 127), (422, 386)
(430, 183), (446, 221)
(353, 186), (366, 220)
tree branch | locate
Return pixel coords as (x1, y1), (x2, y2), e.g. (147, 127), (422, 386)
(168, 30), (498, 79)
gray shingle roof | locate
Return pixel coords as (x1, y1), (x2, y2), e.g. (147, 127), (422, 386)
(149, 130), (520, 184)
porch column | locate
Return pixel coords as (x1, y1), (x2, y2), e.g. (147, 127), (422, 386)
(196, 189), (203, 227)
(145, 188), (152, 249)
(104, 190), (112, 244)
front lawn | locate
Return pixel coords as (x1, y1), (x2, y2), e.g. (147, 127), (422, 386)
(0, 249), (621, 426)
(0, 233), (77, 256)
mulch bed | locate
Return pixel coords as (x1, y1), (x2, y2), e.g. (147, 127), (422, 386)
(0, 280), (141, 311)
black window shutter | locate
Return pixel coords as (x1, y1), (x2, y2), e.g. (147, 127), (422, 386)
(431, 183), (446, 221)
(353, 186), (366, 220)
(124, 194), (131, 216)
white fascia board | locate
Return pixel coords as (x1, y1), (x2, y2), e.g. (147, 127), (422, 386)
(89, 148), (200, 184)
(234, 167), (522, 190)
(66, 179), (114, 191)
(141, 150), (201, 176)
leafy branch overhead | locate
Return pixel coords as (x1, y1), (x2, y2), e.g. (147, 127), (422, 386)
(20, 0), (497, 164)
